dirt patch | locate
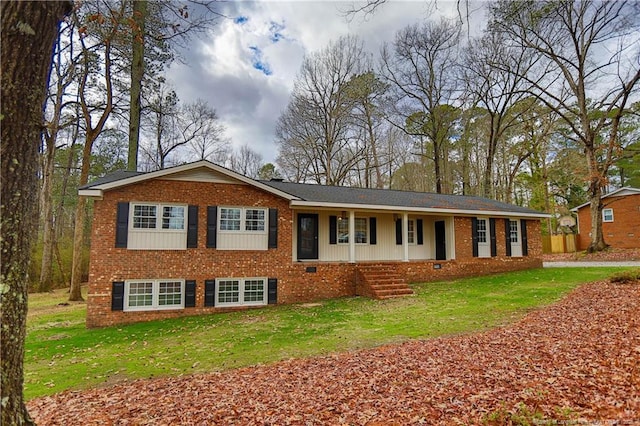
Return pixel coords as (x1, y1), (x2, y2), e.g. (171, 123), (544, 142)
(28, 279), (640, 424)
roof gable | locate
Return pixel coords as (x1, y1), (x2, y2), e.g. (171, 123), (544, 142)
(79, 160), (298, 200)
(571, 187), (640, 211)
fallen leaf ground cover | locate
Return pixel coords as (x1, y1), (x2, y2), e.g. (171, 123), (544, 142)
(28, 278), (640, 425)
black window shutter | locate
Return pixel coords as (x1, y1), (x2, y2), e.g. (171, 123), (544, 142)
(490, 218), (497, 257)
(521, 219), (528, 256)
(204, 279), (216, 307)
(267, 278), (277, 304)
(112, 281), (125, 311)
(417, 219), (424, 245)
(329, 216), (337, 245)
(184, 280), (196, 307)
(471, 217), (479, 257)
(268, 208), (278, 248)
(505, 219), (512, 257)
(395, 219), (402, 245)
(187, 205), (198, 248)
(369, 217), (377, 245)
(115, 202), (129, 248)
(206, 206), (217, 248)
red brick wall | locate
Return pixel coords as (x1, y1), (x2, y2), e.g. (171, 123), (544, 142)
(86, 179), (544, 328)
(576, 194), (640, 250)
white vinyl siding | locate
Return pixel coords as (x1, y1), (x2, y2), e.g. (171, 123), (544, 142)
(301, 212), (448, 262)
(128, 203), (188, 250)
(124, 279), (184, 311)
(217, 207), (269, 250)
(215, 278), (267, 307)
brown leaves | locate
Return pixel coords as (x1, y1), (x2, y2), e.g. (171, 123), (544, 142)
(28, 281), (640, 425)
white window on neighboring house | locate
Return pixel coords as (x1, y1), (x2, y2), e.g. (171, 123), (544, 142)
(215, 278), (267, 307)
(124, 279), (184, 311)
(602, 208), (614, 222)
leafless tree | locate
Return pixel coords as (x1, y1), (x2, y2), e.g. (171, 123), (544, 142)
(460, 29), (536, 199)
(380, 18), (462, 194)
(275, 35), (368, 185)
(230, 144), (263, 178)
(490, 0), (640, 252)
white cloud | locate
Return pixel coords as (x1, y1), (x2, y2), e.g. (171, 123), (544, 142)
(167, 1), (486, 164)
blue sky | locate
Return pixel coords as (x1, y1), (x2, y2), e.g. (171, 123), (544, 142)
(168, 1), (481, 164)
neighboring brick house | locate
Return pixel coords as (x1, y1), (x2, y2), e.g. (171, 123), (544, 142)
(80, 161), (549, 327)
(572, 187), (640, 250)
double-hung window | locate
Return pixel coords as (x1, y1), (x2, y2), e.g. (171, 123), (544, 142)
(216, 278), (267, 307)
(477, 218), (487, 243)
(219, 207), (267, 232)
(602, 208), (614, 222)
(162, 206), (184, 229)
(124, 279), (184, 311)
(132, 203), (186, 231)
(337, 217), (368, 244)
(509, 220), (519, 243)
(407, 220), (416, 244)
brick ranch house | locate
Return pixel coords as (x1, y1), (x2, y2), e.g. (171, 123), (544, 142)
(80, 160), (549, 328)
(571, 187), (640, 250)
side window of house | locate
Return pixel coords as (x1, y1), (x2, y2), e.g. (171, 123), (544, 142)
(216, 278), (267, 307)
(602, 208), (614, 222)
(124, 279), (184, 311)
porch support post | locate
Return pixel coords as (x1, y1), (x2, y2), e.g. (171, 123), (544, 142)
(349, 210), (356, 263)
(402, 212), (409, 262)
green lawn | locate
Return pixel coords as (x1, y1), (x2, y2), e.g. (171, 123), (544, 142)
(25, 267), (626, 401)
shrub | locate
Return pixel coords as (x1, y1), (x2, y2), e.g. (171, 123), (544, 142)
(609, 269), (640, 284)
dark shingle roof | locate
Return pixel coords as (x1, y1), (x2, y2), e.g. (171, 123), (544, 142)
(79, 163), (545, 216)
(260, 180), (543, 216)
(79, 170), (145, 189)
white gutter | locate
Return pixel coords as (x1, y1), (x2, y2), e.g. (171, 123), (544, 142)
(289, 200), (551, 219)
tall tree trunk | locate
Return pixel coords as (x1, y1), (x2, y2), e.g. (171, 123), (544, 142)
(40, 33), (66, 292)
(69, 25), (115, 301)
(39, 134), (56, 292)
(127, 0), (147, 171)
(1, 2), (71, 424)
(585, 144), (608, 253)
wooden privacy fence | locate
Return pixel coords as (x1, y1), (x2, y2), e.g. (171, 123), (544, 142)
(542, 234), (577, 254)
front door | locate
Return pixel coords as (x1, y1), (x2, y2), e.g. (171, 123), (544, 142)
(297, 213), (318, 260)
(435, 220), (446, 260)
